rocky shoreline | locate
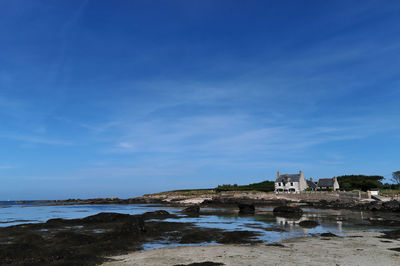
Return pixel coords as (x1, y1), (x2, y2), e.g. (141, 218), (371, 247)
(2, 196), (400, 265)
(35, 191), (400, 213)
(0, 209), (265, 265)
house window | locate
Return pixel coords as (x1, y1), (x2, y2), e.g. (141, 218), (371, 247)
(278, 183), (281, 186)
(290, 182), (293, 186)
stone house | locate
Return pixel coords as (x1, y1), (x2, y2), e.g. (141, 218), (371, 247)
(275, 170), (308, 193)
(316, 177), (340, 191)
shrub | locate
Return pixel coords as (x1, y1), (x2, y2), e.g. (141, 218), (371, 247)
(337, 175), (384, 191)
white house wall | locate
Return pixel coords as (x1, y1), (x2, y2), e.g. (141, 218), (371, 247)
(275, 182), (300, 192)
(333, 179), (340, 190)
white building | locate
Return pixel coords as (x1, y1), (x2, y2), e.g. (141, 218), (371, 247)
(275, 170), (308, 193)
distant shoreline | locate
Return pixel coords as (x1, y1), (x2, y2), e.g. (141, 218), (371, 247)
(22, 189), (399, 213)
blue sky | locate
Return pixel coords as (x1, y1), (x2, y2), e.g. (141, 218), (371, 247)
(1, 1), (399, 200)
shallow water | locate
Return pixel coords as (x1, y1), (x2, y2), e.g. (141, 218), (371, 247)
(0, 202), (395, 250)
(0, 202), (174, 226)
(144, 207), (393, 249)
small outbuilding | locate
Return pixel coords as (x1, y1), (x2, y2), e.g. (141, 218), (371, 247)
(306, 178), (317, 191)
(316, 177), (340, 191)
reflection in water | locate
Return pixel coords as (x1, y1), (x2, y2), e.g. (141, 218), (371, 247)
(337, 220), (342, 233)
(155, 207), (391, 247)
(275, 215), (343, 235)
(276, 216), (307, 225)
(275, 216), (308, 236)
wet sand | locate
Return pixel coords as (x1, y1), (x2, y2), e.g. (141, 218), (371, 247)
(103, 231), (400, 266)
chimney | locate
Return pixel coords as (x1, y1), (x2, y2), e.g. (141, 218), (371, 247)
(299, 170), (303, 177)
(333, 176), (337, 182)
(277, 171), (280, 178)
(310, 177), (313, 182)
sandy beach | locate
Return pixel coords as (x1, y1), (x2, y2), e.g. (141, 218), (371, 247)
(103, 231), (400, 266)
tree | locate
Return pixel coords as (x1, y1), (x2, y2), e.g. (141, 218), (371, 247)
(336, 175), (384, 191)
(392, 171), (400, 185)
(215, 180), (275, 192)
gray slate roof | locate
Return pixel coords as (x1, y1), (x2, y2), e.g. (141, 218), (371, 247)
(275, 174), (300, 182)
(317, 178), (334, 187)
(307, 180), (317, 189)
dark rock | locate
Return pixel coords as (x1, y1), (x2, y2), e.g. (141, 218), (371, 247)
(180, 229), (219, 244)
(217, 230), (262, 244)
(299, 220), (319, 228)
(369, 218), (400, 227)
(54, 231), (96, 245)
(82, 212), (133, 223)
(142, 210), (175, 220)
(243, 223), (285, 232)
(174, 262), (225, 266)
(201, 197), (286, 207)
(46, 218), (72, 226)
(182, 205), (200, 215)
(305, 199), (400, 212)
(263, 227), (286, 232)
(382, 201), (400, 212)
(367, 202), (383, 211)
(320, 232), (339, 237)
(0, 211), (179, 265)
(273, 206), (303, 218)
(266, 243), (286, 247)
(319, 199), (329, 206)
(238, 204), (255, 215)
(115, 217), (145, 235)
(379, 229), (400, 240)
(15, 233), (45, 244)
(362, 200), (400, 212)
(273, 206), (303, 214)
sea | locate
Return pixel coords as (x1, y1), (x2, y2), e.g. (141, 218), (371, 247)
(0, 201), (391, 249)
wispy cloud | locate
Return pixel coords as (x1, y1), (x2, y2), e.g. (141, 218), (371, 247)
(1, 0), (400, 198)
(102, 110), (396, 157)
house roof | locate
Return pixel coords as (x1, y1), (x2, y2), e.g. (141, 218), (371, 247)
(317, 178), (334, 187)
(307, 180), (317, 189)
(275, 174), (300, 182)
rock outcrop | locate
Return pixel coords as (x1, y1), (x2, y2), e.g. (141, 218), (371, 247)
(308, 199), (400, 212)
(238, 203), (255, 215)
(273, 206), (303, 218)
(299, 220), (319, 228)
(181, 205), (200, 215)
